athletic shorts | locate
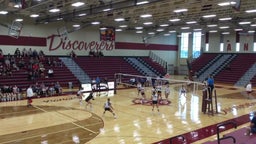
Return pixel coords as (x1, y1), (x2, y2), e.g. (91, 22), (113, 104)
(152, 100), (158, 104)
(105, 107), (111, 111)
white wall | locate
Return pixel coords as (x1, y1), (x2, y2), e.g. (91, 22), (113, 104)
(0, 20), (178, 66)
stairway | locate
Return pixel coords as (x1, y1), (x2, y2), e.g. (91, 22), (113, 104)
(235, 63), (256, 87)
(59, 57), (91, 84)
(124, 57), (158, 77)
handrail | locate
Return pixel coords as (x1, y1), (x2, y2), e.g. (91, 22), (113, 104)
(169, 135), (185, 144)
(149, 51), (168, 73)
(216, 121), (237, 144)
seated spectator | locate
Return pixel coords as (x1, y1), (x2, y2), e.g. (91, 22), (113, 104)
(89, 50), (95, 57)
(48, 68), (54, 78)
(22, 48), (28, 57)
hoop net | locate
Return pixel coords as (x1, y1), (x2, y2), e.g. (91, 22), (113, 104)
(114, 73), (203, 94)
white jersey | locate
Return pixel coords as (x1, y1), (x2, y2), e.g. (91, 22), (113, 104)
(165, 86), (170, 94)
(152, 93), (158, 101)
(137, 83), (142, 90)
(246, 83), (252, 92)
(104, 101), (111, 108)
(156, 85), (162, 92)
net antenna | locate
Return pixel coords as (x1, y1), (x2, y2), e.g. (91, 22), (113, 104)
(8, 21), (23, 39)
(57, 26), (69, 41)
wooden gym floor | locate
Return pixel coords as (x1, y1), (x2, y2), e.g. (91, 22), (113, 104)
(0, 76), (255, 144)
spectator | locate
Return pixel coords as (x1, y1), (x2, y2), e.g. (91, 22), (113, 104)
(48, 68), (54, 78)
(246, 81), (253, 98)
(14, 48), (21, 58)
(70, 50), (77, 58)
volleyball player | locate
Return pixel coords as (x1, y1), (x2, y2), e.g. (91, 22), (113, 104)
(137, 82), (142, 96)
(77, 88), (83, 105)
(156, 84), (162, 100)
(164, 84), (170, 100)
(179, 85), (187, 98)
(140, 87), (146, 104)
(85, 91), (95, 111)
(151, 91), (159, 113)
(103, 98), (117, 119)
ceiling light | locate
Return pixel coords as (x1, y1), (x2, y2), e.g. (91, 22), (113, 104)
(135, 27), (143, 30)
(114, 18), (125, 22)
(49, 8), (60, 13)
(173, 8), (188, 13)
(209, 30), (218, 33)
(169, 18), (181, 22)
(119, 25), (127, 28)
(73, 24), (80, 27)
(30, 14), (39, 18)
(14, 4), (21, 8)
(143, 22), (153, 25)
(251, 24), (256, 27)
(219, 17), (232, 21)
(239, 21), (251, 25)
(136, 31), (143, 33)
(136, 1), (149, 5)
(0, 11), (8, 15)
(219, 26), (229, 29)
(234, 29), (243, 31)
(248, 30), (255, 33)
(181, 27), (190, 29)
(100, 27), (107, 30)
(193, 29), (202, 31)
(218, 2), (236, 6)
(245, 9), (256, 13)
(140, 14), (152, 18)
(78, 13), (86, 16)
(148, 32), (155, 35)
(164, 33), (171, 36)
(207, 24), (217, 27)
(202, 14), (216, 18)
(116, 29), (122, 32)
(222, 32), (230, 35)
(15, 19), (23, 22)
(160, 24), (169, 27)
(56, 17), (63, 20)
(91, 21), (100, 25)
(156, 29), (164, 32)
(72, 2), (84, 7)
(169, 30), (176, 33)
(103, 8), (112, 12)
(186, 21), (197, 24)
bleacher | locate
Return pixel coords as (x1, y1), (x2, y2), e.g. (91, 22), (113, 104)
(73, 56), (141, 81)
(0, 56), (79, 89)
(191, 53), (218, 75)
(139, 57), (166, 76)
(214, 54), (256, 84)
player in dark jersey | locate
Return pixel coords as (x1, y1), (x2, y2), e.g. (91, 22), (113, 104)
(85, 91), (95, 111)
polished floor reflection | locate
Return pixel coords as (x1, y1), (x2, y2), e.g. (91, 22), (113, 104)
(0, 79), (255, 144)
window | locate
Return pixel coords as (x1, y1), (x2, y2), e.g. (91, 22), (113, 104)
(254, 42), (256, 52)
(205, 43), (209, 52)
(220, 43), (224, 51)
(236, 43), (240, 51)
(180, 33), (189, 58)
(192, 32), (202, 58)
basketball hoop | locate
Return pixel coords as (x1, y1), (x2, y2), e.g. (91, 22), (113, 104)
(8, 21), (23, 39)
(57, 26), (69, 41)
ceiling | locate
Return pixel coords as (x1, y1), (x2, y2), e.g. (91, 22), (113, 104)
(0, 0), (256, 38)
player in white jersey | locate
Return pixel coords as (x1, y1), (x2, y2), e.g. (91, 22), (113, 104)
(137, 82), (142, 96)
(156, 84), (162, 100)
(140, 87), (146, 104)
(151, 91), (159, 113)
(103, 98), (116, 119)
(164, 84), (170, 100)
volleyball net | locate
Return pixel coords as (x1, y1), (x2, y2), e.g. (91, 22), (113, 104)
(114, 73), (203, 94)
